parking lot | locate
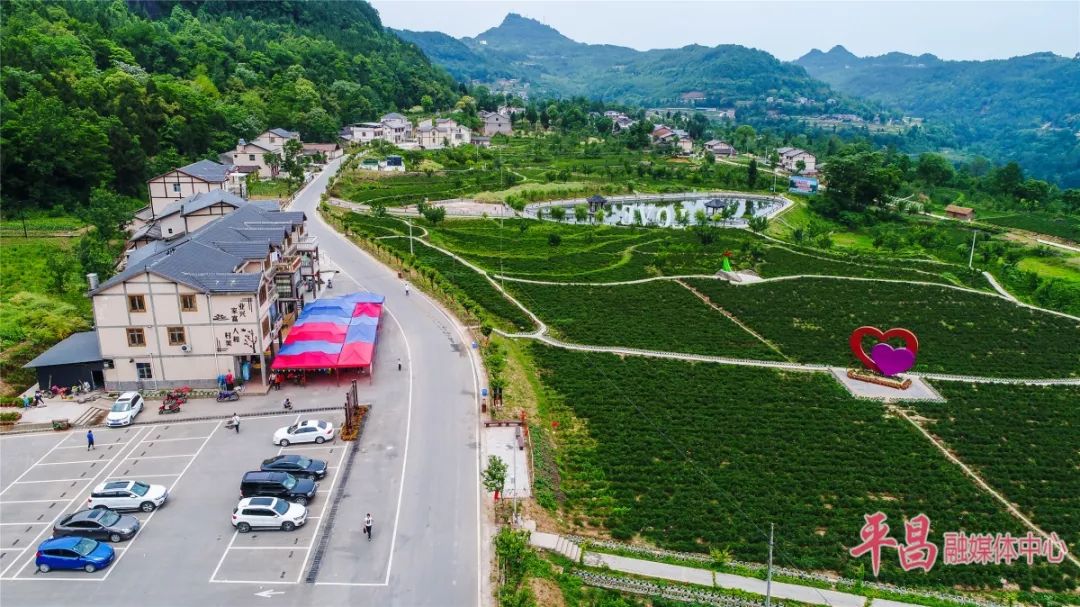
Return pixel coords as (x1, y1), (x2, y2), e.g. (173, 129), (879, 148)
(0, 412), (379, 593)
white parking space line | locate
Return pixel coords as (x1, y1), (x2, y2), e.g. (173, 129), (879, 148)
(101, 422), (221, 581)
(276, 445), (341, 453)
(229, 546), (313, 551)
(0, 426), (151, 578)
(0, 499), (69, 504)
(12, 478), (93, 485)
(113, 474), (179, 479)
(118, 454), (197, 461)
(6, 576), (107, 582)
(294, 440), (351, 583)
(34, 460), (111, 466)
(208, 579), (296, 585)
(0, 522), (50, 526)
(134, 436), (213, 445)
(315, 581), (387, 587)
(208, 529), (241, 583)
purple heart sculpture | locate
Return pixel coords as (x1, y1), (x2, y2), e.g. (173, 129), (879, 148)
(870, 343), (916, 376)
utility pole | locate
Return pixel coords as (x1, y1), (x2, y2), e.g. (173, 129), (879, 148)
(409, 220), (414, 257)
(968, 229), (978, 269)
(765, 523), (775, 607)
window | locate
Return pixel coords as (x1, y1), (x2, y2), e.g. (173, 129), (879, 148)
(167, 326), (186, 346)
(172, 183), (181, 193)
(128, 295), (146, 312)
(180, 294), (197, 312)
(126, 328), (146, 347)
(249, 154), (256, 161)
(136, 362), (152, 379)
(275, 275), (294, 298)
(270, 137), (277, 143)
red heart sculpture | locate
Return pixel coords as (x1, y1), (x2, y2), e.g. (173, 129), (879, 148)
(849, 326), (919, 373)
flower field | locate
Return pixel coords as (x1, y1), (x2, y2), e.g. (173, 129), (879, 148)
(686, 277), (1080, 377)
(529, 345), (1075, 590)
(910, 383), (1080, 554)
(506, 280), (784, 360)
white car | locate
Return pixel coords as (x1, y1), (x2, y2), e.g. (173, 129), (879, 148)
(272, 420), (335, 447)
(231, 497), (308, 533)
(105, 392), (144, 427)
(86, 480), (168, 513)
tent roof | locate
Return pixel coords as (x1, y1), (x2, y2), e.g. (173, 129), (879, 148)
(24, 331), (103, 368)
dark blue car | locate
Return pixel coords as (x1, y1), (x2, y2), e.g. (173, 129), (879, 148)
(35, 536), (115, 573)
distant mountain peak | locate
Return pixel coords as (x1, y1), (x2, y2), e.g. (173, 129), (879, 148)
(826, 45), (856, 58)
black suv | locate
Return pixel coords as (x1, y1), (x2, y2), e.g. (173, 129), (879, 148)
(240, 471), (317, 505)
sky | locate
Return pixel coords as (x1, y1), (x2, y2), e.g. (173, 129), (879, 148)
(370, 0), (1080, 61)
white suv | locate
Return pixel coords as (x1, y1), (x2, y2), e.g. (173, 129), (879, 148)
(231, 497), (307, 532)
(87, 480), (168, 513)
(106, 392), (143, 427)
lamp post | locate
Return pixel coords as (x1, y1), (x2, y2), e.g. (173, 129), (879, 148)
(968, 229), (978, 269)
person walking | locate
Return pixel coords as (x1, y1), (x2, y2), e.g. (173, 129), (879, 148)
(86, 430), (95, 451)
(225, 372), (235, 391)
(403, 281), (409, 296)
(397, 357), (402, 372)
(364, 513), (373, 541)
(231, 413), (240, 434)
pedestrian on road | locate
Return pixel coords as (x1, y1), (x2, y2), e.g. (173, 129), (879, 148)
(283, 398), (292, 410)
(397, 357), (402, 371)
(403, 281), (409, 296)
(364, 513), (373, 541)
(86, 430), (95, 451)
(231, 413), (240, 434)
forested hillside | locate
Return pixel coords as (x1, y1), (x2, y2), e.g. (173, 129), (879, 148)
(399, 14), (854, 109)
(797, 46), (1080, 186)
(0, 0), (458, 212)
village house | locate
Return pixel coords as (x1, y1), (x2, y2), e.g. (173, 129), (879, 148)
(472, 136), (492, 148)
(678, 137), (694, 155)
(650, 126), (677, 144)
(944, 204), (975, 221)
(302, 142), (343, 163)
(340, 122), (385, 144)
(90, 203), (319, 391)
(497, 105), (525, 117)
(612, 115), (636, 132)
(144, 159), (245, 218)
(380, 113), (412, 144)
(254, 128), (301, 153)
(704, 140), (737, 157)
(232, 139), (278, 179)
(479, 110), (513, 136)
(776, 147), (817, 174)
(416, 118), (471, 149)
(127, 190), (255, 254)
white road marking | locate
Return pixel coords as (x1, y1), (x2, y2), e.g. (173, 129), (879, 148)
(0, 522), (50, 526)
(293, 441), (351, 582)
(101, 419), (221, 578)
(0, 426), (151, 578)
(230, 546), (313, 551)
(134, 435), (213, 445)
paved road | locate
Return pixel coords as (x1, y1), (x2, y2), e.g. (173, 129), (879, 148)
(0, 159), (484, 607)
(292, 158), (485, 606)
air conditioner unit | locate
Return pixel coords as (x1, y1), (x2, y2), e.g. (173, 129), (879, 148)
(180, 344), (192, 353)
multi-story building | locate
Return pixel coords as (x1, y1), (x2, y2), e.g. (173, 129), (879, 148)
(232, 139), (279, 179)
(144, 160), (245, 218)
(416, 118), (471, 149)
(479, 111), (513, 136)
(379, 113), (412, 144)
(777, 147), (817, 174)
(91, 203), (319, 391)
(254, 128), (301, 153)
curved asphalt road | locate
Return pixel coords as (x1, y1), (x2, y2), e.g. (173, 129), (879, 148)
(294, 158), (485, 606)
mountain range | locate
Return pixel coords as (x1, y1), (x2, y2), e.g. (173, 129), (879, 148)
(395, 14), (849, 108)
(796, 45), (1080, 186)
(397, 14), (1080, 186)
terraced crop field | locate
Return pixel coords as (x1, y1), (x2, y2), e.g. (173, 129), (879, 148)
(529, 346), (1076, 590)
(686, 277), (1080, 378)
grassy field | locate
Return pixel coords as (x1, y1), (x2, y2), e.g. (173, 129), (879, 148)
(247, 178), (295, 199)
(528, 345), (1074, 590)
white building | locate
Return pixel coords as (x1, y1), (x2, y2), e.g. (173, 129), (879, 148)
(777, 147), (817, 174)
(416, 118), (471, 149)
(92, 204), (319, 390)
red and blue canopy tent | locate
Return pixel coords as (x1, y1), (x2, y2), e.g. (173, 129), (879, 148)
(272, 292), (384, 375)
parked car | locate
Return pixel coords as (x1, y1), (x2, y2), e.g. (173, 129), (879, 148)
(54, 508), (140, 542)
(35, 537), (115, 573)
(106, 392), (144, 427)
(86, 480), (168, 512)
(260, 454), (328, 479)
(239, 471), (317, 506)
(272, 419), (334, 447)
(231, 497), (308, 533)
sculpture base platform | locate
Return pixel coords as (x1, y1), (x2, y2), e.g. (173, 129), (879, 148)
(830, 367), (945, 402)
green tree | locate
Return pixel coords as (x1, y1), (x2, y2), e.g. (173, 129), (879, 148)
(78, 188), (135, 241)
(483, 455), (508, 500)
(734, 124), (756, 152)
(819, 146), (902, 222)
(421, 206), (446, 225)
(748, 158), (759, 188)
(548, 206), (566, 222)
(748, 216), (769, 233)
(573, 204), (588, 223)
(916, 153), (955, 186)
(795, 159), (806, 174)
(420, 94), (434, 111)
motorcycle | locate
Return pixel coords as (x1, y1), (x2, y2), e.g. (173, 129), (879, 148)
(216, 388), (241, 402)
(158, 400), (182, 414)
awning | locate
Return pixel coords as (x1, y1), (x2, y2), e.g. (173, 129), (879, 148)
(272, 292), (383, 371)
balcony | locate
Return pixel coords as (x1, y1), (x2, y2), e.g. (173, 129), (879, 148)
(273, 255), (301, 274)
